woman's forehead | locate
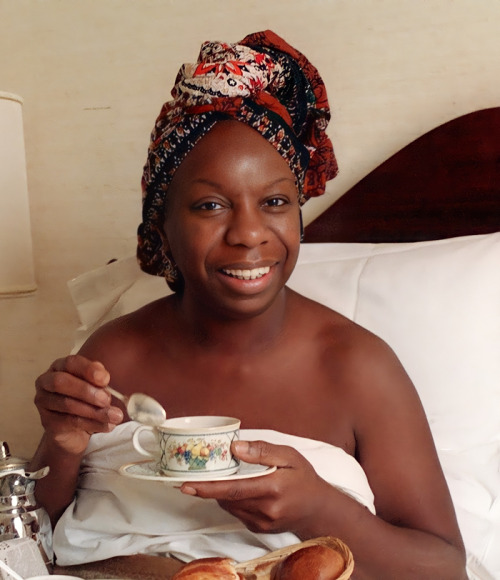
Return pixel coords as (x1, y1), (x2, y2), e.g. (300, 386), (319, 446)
(168, 121), (297, 190)
(187, 121), (287, 160)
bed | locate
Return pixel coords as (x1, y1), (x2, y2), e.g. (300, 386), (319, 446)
(56, 107), (500, 579)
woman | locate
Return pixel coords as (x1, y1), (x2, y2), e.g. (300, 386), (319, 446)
(30, 31), (466, 578)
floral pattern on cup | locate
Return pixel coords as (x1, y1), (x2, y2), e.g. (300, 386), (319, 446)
(158, 430), (240, 474)
(166, 437), (230, 471)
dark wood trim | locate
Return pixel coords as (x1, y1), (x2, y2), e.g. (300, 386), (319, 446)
(304, 108), (500, 243)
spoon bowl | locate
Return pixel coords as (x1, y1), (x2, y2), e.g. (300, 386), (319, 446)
(106, 386), (166, 426)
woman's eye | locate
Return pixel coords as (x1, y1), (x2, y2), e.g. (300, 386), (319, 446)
(196, 201), (223, 211)
(264, 197), (288, 208)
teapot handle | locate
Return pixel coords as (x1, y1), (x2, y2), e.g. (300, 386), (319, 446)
(25, 466), (50, 479)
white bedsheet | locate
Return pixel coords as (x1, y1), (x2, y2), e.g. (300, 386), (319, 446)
(53, 423), (375, 565)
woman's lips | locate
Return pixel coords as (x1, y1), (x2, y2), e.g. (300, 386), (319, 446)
(221, 266), (271, 280)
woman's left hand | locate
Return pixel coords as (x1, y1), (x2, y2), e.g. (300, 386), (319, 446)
(179, 440), (328, 534)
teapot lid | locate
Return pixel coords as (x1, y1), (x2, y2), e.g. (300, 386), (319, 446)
(0, 441), (29, 473)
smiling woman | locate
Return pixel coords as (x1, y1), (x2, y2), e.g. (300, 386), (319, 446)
(163, 121), (301, 320)
(28, 30), (467, 579)
(137, 30), (336, 289)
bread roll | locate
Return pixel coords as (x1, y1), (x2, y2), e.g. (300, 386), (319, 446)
(172, 557), (240, 579)
(273, 544), (345, 580)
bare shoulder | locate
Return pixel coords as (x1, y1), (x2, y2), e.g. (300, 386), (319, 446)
(78, 296), (174, 374)
(287, 288), (425, 435)
(287, 288), (403, 382)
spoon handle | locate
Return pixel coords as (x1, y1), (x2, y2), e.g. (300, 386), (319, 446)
(105, 386), (128, 405)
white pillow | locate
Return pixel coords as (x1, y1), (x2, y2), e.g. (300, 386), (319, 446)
(68, 257), (170, 352)
(288, 232), (500, 576)
(68, 232), (500, 576)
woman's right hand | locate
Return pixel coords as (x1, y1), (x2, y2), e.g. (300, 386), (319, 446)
(34, 354), (124, 455)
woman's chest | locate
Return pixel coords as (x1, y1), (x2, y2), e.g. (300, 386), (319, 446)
(123, 353), (356, 456)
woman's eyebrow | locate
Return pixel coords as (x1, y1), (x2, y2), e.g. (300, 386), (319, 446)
(190, 177), (296, 188)
(264, 177), (297, 188)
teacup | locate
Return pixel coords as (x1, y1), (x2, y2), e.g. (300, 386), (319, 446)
(132, 416), (241, 478)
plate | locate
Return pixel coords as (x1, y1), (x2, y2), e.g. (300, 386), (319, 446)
(119, 460), (277, 484)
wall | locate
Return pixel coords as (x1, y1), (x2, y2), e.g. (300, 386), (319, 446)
(1, 0), (499, 458)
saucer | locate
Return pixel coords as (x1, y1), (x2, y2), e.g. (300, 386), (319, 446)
(119, 460), (276, 484)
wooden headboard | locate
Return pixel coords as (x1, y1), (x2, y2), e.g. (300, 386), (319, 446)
(304, 107), (500, 243)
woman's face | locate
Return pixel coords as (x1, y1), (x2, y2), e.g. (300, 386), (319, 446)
(163, 121), (301, 320)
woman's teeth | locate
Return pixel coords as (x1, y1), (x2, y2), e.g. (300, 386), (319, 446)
(222, 266), (270, 280)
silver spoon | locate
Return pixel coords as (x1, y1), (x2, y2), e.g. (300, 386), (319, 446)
(106, 386), (166, 426)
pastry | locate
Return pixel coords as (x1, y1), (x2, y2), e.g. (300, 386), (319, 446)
(273, 544), (345, 579)
(172, 556), (241, 579)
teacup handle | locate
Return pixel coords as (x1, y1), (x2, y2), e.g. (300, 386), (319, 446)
(132, 424), (155, 457)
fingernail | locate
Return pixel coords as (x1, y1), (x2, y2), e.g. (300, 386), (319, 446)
(93, 369), (109, 383)
(181, 485), (197, 496)
(95, 389), (109, 405)
(108, 408), (123, 423)
(233, 440), (249, 454)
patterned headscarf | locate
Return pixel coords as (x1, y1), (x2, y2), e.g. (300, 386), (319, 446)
(138, 30), (337, 277)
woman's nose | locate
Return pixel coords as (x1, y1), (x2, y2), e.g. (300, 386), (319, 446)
(225, 207), (269, 248)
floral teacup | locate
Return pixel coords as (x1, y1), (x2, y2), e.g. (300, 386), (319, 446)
(132, 416), (240, 478)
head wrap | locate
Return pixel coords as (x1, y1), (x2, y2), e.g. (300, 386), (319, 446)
(138, 30), (337, 277)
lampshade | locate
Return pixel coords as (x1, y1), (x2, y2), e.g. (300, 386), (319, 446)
(0, 92), (36, 295)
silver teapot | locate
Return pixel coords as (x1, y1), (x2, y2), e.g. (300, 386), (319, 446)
(0, 441), (53, 564)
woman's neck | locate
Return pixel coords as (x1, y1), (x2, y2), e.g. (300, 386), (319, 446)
(172, 288), (291, 355)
